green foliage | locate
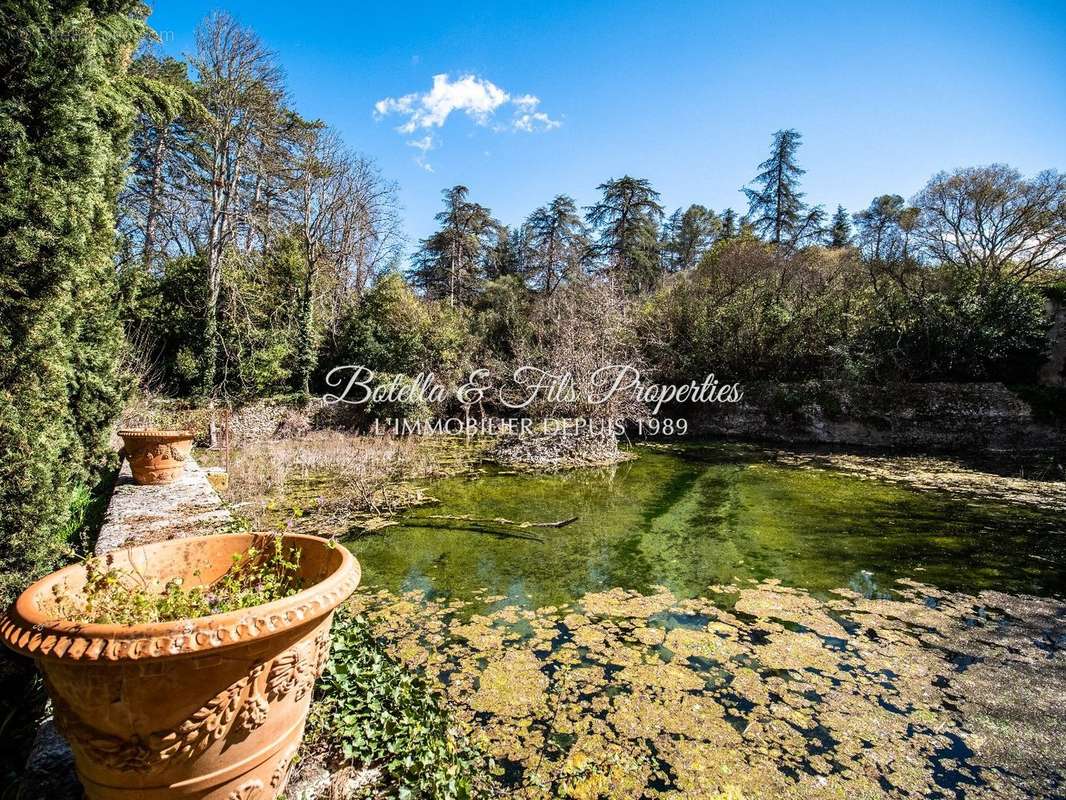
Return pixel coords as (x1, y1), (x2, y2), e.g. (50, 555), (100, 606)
(642, 239), (872, 382)
(520, 195), (589, 293)
(128, 237), (310, 399)
(50, 535), (305, 625)
(642, 232), (1052, 385)
(412, 186), (496, 307)
(329, 273), (471, 383)
(1042, 281), (1066, 305)
(864, 273), (1050, 382)
(473, 275), (534, 359)
(828, 205), (852, 248)
(0, 0), (147, 603)
(661, 204), (719, 272)
(336, 273), (437, 373)
(306, 608), (495, 800)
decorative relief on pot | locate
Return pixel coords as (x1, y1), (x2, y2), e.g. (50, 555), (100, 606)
(312, 629), (331, 675)
(269, 743), (301, 791)
(45, 635), (330, 772)
(266, 630), (329, 701)
(5, 574), (357, 662)
(226, 779), (264, 800)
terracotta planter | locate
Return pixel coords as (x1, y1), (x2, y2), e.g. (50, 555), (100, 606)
(1, 533), (360, 799)
(118, 429), (196, 485)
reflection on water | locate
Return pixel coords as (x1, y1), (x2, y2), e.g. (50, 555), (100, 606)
(345, 444), (1066, 611)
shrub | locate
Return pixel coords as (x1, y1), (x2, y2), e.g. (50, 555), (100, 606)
(0, 1), (147, 603)
(865, 271), (1050, 382)
(640, 239), (870, 383)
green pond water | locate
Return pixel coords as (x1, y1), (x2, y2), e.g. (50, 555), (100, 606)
(345, 443), (1066, 611)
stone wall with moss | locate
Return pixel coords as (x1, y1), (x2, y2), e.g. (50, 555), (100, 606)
(685, 381), (1066, 451)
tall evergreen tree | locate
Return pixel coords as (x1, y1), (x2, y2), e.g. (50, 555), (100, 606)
(585, 176), (664, 292)
(0, 0), (148, 601)
(744, 129), (823, 247)
(720, 208), (738, 239)
(484, 222), (519, 280)
(412, 186), (496, 306)
(521, 195), (589, 294)
(828, 205), (852, 247)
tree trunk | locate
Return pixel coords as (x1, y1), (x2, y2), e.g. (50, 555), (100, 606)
(201, 138), (226, 399)
(142, 127), (168, 275)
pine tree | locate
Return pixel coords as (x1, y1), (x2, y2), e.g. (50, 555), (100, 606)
(853, 195), (906, 261)
(828, 205), (852, 247)
(484, 222), (519, 280)
(412, 186), (495, 306)
(521, 195), (589, 294)
(744, 129), (823, 247)
(661, 204), (719, 272)
(585, 176), (664, 292)
(0, 0), (148, 601)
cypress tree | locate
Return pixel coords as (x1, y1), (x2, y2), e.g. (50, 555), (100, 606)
(720, 208), (738, 239)
(0, 0), (147, 600)
(829, 205), (852, 247)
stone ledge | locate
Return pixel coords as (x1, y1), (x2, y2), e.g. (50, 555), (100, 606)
(94, 457), (232, 555)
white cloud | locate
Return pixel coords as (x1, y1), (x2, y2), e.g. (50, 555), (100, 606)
(512, 94), (541, 110)
(513, 110), (561, 133)
(374, 73), (560, 169)
(407, 134), (435, 172)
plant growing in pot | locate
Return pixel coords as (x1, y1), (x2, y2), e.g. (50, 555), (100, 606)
(118, 429), (197, 485)
(1, 533), (360, 799)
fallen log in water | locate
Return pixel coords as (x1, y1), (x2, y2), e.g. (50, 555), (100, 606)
(424, 514), (579, 529)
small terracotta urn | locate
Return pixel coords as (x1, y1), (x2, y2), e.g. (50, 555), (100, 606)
(1, 533), (360, 799)
(118, 429), (195, 485)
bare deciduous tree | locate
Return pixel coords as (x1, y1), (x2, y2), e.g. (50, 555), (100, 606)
(281, 125), (402, 396)
(190, 12), (286, 396)
(913, 165), (1066, 285)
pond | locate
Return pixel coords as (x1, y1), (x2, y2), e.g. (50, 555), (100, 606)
(341, 443), (1066, 799)
(347, 443), (1066, 611)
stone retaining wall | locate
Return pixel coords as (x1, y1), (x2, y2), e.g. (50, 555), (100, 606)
(685, 381), (1065, 451)
(95, 457), (231, 554)
(118, 398), (359, 446)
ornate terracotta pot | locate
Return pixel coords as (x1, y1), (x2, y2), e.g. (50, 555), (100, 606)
(1, 533), (360, 799)
(118, 429), (196, 485)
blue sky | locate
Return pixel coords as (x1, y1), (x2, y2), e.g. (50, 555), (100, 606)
(146, 0), (1066, 247)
